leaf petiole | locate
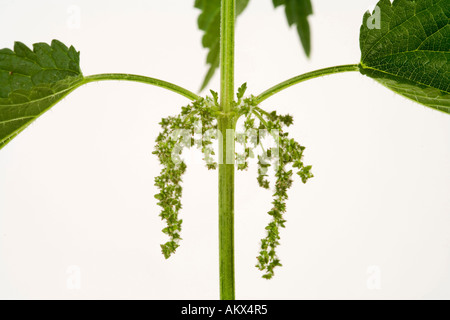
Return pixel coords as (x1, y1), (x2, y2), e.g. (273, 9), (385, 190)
(256, 64), (360, 103)
(84, 73), (201, 101)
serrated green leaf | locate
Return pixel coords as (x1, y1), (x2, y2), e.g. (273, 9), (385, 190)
(237, 82), (247, 100)
(272, 0), (313, 57)
(0, 40), (84, 149)
(359, 0), (450, 114)
(195, 0), (250, 91)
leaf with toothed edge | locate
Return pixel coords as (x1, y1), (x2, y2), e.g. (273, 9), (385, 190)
(272, 0), (313, 57)
(194, 0), (250, 92)
(0, 40), (84, 150)
(359, 0), (450, 114)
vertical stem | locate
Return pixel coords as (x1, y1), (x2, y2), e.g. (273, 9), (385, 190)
(218, 118), (235, 300)
(220, 0), (235, 112)
(218, 0), (236, 300)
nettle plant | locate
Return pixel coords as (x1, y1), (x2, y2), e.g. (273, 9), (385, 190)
(0, 0), (448, 299)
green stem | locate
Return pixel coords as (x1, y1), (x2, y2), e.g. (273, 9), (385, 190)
(251, 109), (269, 128)
(220, 0), (235, 113)
(218, 116), (236, 300)
(218, 0), (236, 300)
(255, 64), (360, 103)
(251, 109), (279, 142)
(254, 106), (271, 117)
(84, 73), (201, 101)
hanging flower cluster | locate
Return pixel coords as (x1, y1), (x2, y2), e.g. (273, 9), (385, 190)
(153, 84), (313, 278)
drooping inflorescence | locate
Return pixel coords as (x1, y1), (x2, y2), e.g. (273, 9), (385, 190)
(153, 84), (313, 278)
(153, 96), (219, 259)
(236, 91), (314, 279)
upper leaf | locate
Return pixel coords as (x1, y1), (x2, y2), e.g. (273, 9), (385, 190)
(0, 40), (84, 149)
(272, 0), (313, 57)
(195, 0), (250, 91)
(359, 0), (450, 114)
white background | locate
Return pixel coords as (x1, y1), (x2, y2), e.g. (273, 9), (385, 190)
(0, 0), (449, 299)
